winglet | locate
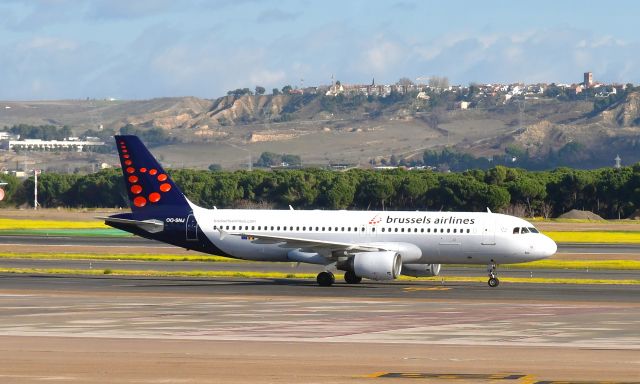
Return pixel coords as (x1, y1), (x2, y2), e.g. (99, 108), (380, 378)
(289, 205), (294, 210)
(487, 207), (492, 213)
(218, 228), (228, 240)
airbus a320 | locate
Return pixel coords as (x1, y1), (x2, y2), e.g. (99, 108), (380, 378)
(104, 136), (557, 287)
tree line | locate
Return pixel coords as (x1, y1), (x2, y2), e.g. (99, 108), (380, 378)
(3, 165), (640, 219)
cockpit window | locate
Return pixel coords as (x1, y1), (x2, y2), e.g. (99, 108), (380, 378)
(513, 227), (520, 234)
(521, 227), (529, 234)
(528, 227), (539, 233)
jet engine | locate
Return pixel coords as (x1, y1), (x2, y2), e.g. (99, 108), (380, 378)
(338, 251), (402, 281)
(401, 263), (441, 277)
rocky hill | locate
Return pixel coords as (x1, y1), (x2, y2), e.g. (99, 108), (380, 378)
(2, 90), (640, 170)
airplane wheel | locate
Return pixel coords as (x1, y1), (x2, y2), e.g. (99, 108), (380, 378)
(344, 270), (362, 284)
(488, 277), (500, 288)
(317, 271), (335, 287)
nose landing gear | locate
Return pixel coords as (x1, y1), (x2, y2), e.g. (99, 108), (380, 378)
(487, 263), (500, 287)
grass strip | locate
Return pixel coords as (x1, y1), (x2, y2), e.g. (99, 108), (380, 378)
(0, 268), (638, 285)
(0, 228), (130, 237)
(505, 259), (640, 270)
(0, 252), (240, 262)
(544, 231), (640, 243)
(0, 218), (109, 230)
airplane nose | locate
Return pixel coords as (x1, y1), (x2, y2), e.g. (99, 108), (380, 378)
(540, 235), (557, 258)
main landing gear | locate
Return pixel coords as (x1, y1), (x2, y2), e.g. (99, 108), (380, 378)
(344, 270), (362, 284)
(487, 263), (500, 287)
(316, 271), (335, 287)
(317, 270), (362, 286)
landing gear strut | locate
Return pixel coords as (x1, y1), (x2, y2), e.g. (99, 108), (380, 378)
(317, 271), (335, 287)
(344, 270), (362, 284)
(487, 263), (499, 287)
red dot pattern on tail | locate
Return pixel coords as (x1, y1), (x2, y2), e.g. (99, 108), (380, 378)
(119, 140), (175, 208)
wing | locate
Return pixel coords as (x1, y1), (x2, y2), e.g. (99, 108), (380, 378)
(218, 229), (385, 256)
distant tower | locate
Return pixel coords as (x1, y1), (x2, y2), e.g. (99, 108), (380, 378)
(584, 72), (593, 88)
(614, 154), (621, 169)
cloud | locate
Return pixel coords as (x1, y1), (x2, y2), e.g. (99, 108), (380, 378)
(85, 0), (179, 21)
(256, 8), (300, 24)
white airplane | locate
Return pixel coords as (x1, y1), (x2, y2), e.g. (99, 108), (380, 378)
(104, 136), (557, 287)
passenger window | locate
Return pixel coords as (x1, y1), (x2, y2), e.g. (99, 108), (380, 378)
(467, 229), (470, 233)
(401, 228), (405, 232)
(513, 228), (520, 234)
(453, 229), (457, 233)
(296, 226), (299, 231)
(382, 228), (385, 232)
(361, 227), (365, 232)
(303, 226), (306, 231)
(447, 228), (450, 233)
(394, 228), (398, 232)
(372, 228), (375, 232)
(420, 228), (424, 233)
(322, 227), (325, 231)
(440, 228), (444, 233)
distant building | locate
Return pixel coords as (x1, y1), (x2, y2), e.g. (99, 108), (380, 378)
(584, 72), (593, 88)
(455, 101), (471, 110)
(8, 139), (105, 152)
(615, 155), (621, 169)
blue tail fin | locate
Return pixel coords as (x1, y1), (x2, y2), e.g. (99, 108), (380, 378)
(115, 135), (190, 219)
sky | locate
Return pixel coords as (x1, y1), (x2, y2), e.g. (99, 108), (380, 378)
(1, 0), (639, 100)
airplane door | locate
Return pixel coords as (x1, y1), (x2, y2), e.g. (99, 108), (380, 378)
(481, 216), (496, 245)
(186, 214), (198, 241)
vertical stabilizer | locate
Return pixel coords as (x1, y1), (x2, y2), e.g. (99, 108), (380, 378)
(114, 135), (190, 219)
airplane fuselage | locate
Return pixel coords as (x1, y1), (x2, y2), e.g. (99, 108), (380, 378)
(184, 206), (555, 265)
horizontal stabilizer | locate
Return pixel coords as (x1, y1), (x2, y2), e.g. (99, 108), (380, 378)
(98, 216), (164, 234)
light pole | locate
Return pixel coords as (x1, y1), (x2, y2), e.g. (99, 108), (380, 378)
(33, 169), (40, 209)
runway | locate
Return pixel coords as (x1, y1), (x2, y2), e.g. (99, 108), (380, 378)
(1, 234), (639, 383)
(0, 274), (638, 383)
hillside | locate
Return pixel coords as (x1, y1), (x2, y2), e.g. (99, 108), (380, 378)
(2, 90), (640, 171)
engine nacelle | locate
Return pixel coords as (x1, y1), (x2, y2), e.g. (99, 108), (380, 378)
(401, 263), (441, 277)
(351, 251), (402, 281)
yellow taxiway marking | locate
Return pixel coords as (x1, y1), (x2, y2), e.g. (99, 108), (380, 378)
(404, 287), (452, 292)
